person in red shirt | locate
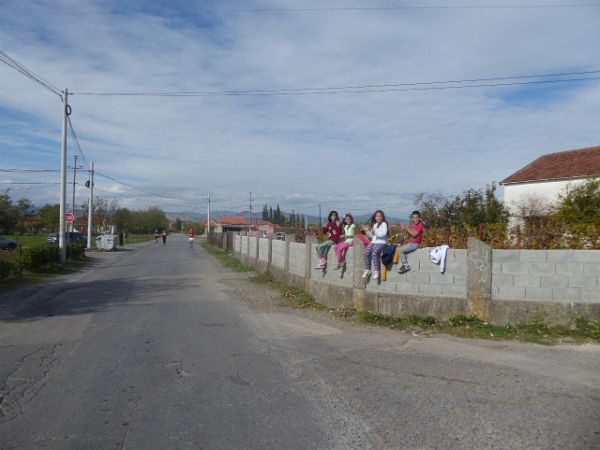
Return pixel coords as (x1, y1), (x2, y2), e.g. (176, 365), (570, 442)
(398, 211), (424, 274)
(315, 210), (342, 270)
(187, 228), (195, 247)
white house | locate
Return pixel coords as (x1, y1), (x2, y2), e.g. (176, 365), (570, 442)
(501, 146), (600, 222)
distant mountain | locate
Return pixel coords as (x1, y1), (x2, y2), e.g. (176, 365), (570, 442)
(165, 210), (406, 224)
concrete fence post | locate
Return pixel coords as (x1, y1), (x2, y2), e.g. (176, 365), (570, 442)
(283, 234), (293, 279)
(255, 235), (260, 266)
(222, 232), (228, 251)
(467, 237), (492, 320)
(351, 237), (367, 310)
(304, 235), (315, 293)
(267, 235), (273, 273)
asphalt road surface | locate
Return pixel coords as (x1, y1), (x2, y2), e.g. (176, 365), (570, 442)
(1, 234), (599, 449)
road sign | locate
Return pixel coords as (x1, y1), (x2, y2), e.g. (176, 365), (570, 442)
(66, 212), (74, 223)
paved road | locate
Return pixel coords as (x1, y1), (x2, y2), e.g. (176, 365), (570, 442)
(0, 234), (599, 449)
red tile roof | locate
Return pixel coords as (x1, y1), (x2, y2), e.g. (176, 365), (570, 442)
(501, 146), (600, 184)
(218, 216), (273, 226)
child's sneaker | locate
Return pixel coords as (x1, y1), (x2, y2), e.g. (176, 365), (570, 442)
(373, 271), (380, 279)
(361, 270), (371, 278)
(398, 264), (410, 274)
(334, 264), (342, 270)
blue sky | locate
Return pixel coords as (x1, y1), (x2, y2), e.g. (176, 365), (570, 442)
(1, 0), (599, 218)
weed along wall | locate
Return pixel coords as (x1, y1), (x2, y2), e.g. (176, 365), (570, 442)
(221, 233), (600, 324)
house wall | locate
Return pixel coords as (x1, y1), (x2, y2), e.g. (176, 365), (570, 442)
(503, 178), (590, 216)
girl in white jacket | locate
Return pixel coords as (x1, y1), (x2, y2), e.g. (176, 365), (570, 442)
(360, 210), (388, 280)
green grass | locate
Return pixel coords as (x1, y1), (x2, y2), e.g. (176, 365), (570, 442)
(201, 243), (599, 345)
(125, 234), (154, 244)
(4, 234), (47, 247)
(202, 242), (324, 309)
(201, 242), (254, 272)
(252, 272), (325, 310)
(0, 257), (93, 293)
(339, 310), (600, 345)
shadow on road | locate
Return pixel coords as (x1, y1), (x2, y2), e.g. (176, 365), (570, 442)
(0, 274), (204, 324)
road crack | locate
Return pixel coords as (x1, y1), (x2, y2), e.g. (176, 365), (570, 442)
(0, 344), (61, 425)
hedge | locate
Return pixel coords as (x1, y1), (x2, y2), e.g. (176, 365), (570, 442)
(0, 260), (15, 281)
(18, 244), (86, 272)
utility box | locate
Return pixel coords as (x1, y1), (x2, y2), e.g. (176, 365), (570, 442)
(96, 234), (117, 251)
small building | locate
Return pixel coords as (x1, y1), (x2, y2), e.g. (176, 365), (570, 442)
(501, 145), (600, 223)
(214, 216), (275, 236)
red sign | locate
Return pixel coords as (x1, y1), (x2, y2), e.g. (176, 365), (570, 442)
(66, 213), (74, 223)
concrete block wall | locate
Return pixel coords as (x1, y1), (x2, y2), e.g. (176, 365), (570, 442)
(365, 249), (467, 298)
(492, 250), (600, 303)
(310, 244), (354, 288)
(222, 233), (600, 323)
(271, 240), (286, 269)
(240, 236), (248, 255)
(248, 237), (257, 258)
(258, 239), (269, 262)
(288, 243), (306, 276)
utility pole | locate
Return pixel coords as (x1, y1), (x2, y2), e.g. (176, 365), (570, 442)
(58, 88), (69, 264)
(305, 213), (308, 233)
(87, 161), (94, 249)
(318, 203), (322, 226)
(248, 192), (254, 235)
(207, 194), (211, 235)
(71, 154), (78, 232)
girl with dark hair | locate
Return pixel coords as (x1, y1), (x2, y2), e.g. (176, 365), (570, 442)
(315, 210), (342, 270)
(333, 213), (358, 269)
(397, 210), (424, 273)
(360, 210), (388, 280)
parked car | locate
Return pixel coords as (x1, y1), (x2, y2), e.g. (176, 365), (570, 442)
(47, 232), (87, 245)
(0, 236), (18, 250)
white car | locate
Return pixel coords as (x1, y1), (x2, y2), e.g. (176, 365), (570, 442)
(0, 236), (18, 251)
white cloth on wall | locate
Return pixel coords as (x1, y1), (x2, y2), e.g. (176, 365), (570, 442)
(429, 245), (449, 273)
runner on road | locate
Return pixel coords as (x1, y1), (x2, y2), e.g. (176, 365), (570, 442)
(188, 228), (195, 247)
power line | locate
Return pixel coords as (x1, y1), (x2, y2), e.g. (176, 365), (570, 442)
(1, 4), (599, 15)
(67, 116), (90, 166)
(0, 168), (59, 173)
(94, 171), (181, 200)
(0, 49), (62, 97)
(71, 71), (600, 97)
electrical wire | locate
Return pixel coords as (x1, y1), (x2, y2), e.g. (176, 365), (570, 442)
(0, 168), (59, 173)
(72, 72), (600, 97)
(1, 4), (599, 15)
(67, 116), (90, 167)
(0, 49), (62, 97)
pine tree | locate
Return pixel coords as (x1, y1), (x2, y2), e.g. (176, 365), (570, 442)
(262, 204), (268, 221)
(269, 206), (273, 222)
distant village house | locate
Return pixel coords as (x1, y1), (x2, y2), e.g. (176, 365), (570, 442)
(501, 145), (600, 224)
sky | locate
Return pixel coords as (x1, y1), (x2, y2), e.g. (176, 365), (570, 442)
(1, 0), (599, 219)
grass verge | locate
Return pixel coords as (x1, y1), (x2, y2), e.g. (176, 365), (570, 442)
(252, 272), (325, 310)
(202, 242), (324, 310)
(201, 243), (599, 344)
(201, 242), (253, 272)
(0, 257), (93, 293)
(336, 309), (600, 345)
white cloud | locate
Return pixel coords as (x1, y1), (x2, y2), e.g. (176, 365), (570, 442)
(0, 0), (599, 217)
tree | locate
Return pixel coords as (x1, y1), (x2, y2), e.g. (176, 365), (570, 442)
(415, 183), (509, 228)
(113, 207), (132, 231)
(39, 204), (60, 232)
(262, 204), (268, 221)
(0, 193), (18, 234)
(552, 178), (600, 225)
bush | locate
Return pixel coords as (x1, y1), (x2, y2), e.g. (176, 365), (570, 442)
(67, 243), (85, 260)
(0, 260), (15, 281)
(21, 245), (59, 271)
